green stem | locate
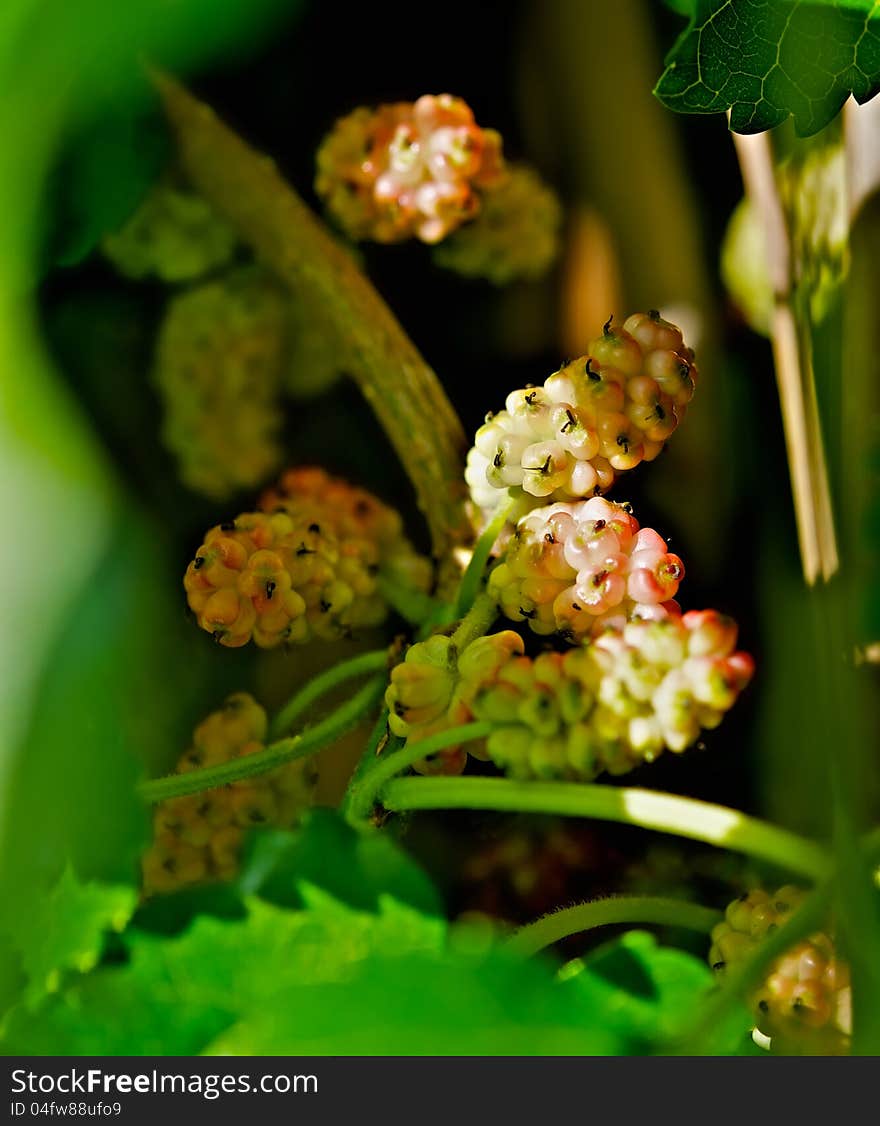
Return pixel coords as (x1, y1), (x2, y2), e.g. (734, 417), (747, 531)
(345, 722), (493, 823)
(506, 896), (722, 959)
(380, 777), (831, 880)
(454, 495), (515, 617)
(670, 880), (833, 1055)
(339, 705), (398, 816)
(140, 676), (386, 804)
(269, 649), (389, 739)
(450, 592), (499, 652)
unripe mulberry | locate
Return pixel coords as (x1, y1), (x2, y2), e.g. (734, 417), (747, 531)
(432, 164), (561, 284)
(475, 611), (751, 779)
(388, 611), (752, 781)
(141, 693), (316, 896)
(488, 497), (684, 638)
(385, 630), (525, 774)
(101, 180), (238, 283)
(466, 311), (697, 523)
(185, 468), (432, 648)
(315, 94), (506, 245)
(154, 266), (287, 500)
(709, 886), (851, 1055)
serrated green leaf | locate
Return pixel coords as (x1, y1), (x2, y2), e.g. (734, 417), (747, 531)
(238, 810), (444, 918)
(0, 894), (444, 1055)
(2, 894), (725, 1055)
(561, 930), (715, 1045)
(655, 0), (880, 136)
(4, 866), (135, 1009)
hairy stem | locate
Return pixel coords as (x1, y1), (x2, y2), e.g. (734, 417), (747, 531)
(450, 592), (499, 652)
(506, 896), (722, 958)
(345, 722), (493, 822)
(150, 68), (470, 572)
(381, 777), (831, 880)
(454, 495), (515, 617)
(340, 704), (397, 816)
(269, 648), (390, 739)
(140, 676), (385, 804)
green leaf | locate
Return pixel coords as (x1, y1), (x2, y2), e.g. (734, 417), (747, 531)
(47, 95), (169, 268)
(238, 810), (445, 918)
(561, 930), (715, 1046)
(4, 867), (135, 1009)
(655, 0), (880, 136)
(0, 509), (218, 948)
(0, 891), (632, 1055)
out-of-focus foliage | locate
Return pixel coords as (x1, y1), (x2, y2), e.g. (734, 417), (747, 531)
(4, 867), (135, 1010)
(561, 929), (714, 1046)
(656, 0), (880, 135)
(722, 134), (848, 335)
(238, 811), (445, 918)
(0, 0), (302, 1020)
(1, 873), (716, 1055)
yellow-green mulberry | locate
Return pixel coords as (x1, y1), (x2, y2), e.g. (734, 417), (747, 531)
(154, 266), (287, 500)
(141, 693), (316, 896)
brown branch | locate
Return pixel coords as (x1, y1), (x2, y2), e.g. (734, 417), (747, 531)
(150, 67), (470, 570)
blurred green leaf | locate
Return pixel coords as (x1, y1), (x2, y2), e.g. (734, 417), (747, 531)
(48, 96), (169, 268)
(238, 810), (445, 918)
(562, 930), (715, 1046)
(1, 891), (445, 1054)
(0, 0), (305, 1016)
(655, 0), (880, 136)
(2, 893), (725, 1054)
(0, 510), (206, 929)
(4, 866), (135, 1009)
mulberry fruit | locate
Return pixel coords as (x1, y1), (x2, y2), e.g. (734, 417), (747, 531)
(465, 311), (697, 523)
(101, 179), (238, 283)
(487, 497), (684, 638)
(141, 693), (316, 896)
(388, 611), (752, 782)
(476, 612), (752, 780)
(432, 164), (561, 284)
(154, 266), (287, 500)
(385, 630), (524, 774)
(315, 94), (506, 245)
(185, 468), (432, 648)
(709, 887), (851, 1055)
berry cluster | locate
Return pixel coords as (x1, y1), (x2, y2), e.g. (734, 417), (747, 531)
(184, 467), (432, 648)
(154, 266), (287, 499)
(102, 180), (238, 283)
(315, 94), (506, 245)
(385, 612), (752, 780)
(488, 497), (684, 638)
(466, 311), (698, 523)
(385, 630), (525, 774)
(709, 887), (851, 1055)
(141, 693), (316, 896)
(432, 164), (561, 284)
(476, 612), (753, 780)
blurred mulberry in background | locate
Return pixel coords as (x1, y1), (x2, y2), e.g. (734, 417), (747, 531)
(142, 692), (317, 896)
